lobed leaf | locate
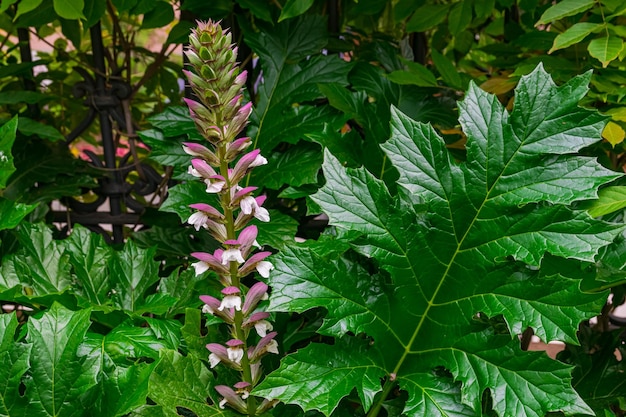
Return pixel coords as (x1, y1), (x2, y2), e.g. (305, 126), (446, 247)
(259, 65), (622, 416)
(148, 350), (230, 416)
(0, 313), (32, 416)
(108, 241), (160, 312)
(245, 16), (350, 152)
(24, 303), (98, 417)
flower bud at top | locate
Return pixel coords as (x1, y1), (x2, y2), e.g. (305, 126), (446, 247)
(184, 20), (251, 145)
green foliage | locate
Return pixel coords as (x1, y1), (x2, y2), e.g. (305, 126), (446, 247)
(255, 66), (622, 416)
(3, 1), (626, 416)
(0, 117), (17, 189)
(148, 350), (231, 416)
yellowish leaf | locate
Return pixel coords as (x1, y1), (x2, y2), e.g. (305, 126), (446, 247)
(602, 121), (625, 146)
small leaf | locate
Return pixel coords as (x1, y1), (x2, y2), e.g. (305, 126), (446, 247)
(181, 308), (206, 358)
(448, 0), (472, 35)
(431, 49), (463, 89)
(53, 0), (85, 20)
(165, 20), (195, 44)
(252, 209), (299, 249)
(160, 181), (219, 222)
(537, 0), (594, 25)
(17, 117), (65, 142)
(0, 198), (37, 231)
(279, 0), (314, 22)
(588, 35), (624, 67)
(0, 116), (18, 188)
(387, 61), (438, 87)
(80, 331), (157, 417)
(549, 22), (599, 53)
(141, 1), (174, 28)
(406, 4), (450, 32)
(83, 0), (106, 28)
(13, 0), (43, 19)
(602, 120), (625, 146)
(237, 0), (273, 21)
(245, 16), (351, 151)
(148, 106), (196, 136)
(0, 91), (53, 105)
(105, 323), (169, 361)
(0, 0), (19, 13)
(585, 186), (626, 218)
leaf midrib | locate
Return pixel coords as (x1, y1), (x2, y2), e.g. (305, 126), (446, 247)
(391, 106), (534, 376)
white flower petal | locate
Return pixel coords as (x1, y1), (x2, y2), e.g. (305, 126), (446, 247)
(254, 206), (270, 222)
(266, 340), (279, 354)
(240, 196), (256, 215)
(188, 166), (201, 177)
(250, 155), (268, 168)
(227, 346), (244, 364)
(254, 320), (273, 337)
(209, 353), (221, 368)
(187, 212), (208, 231)
(222, 249), (245, 265)
(218, 295), (242, 311)
(256, 261), (274, 278)
(192, 261), (209, 276)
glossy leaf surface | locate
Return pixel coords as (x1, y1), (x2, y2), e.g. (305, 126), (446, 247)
(24, 303), (98, 417)
(255, 66), (622, 416)
(148, 350), (232, 416)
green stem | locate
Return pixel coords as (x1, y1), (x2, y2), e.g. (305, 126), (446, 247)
(218, 143), (258, 416)
(366, 378), (396, 417)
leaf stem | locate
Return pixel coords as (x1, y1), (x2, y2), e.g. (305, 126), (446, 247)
(366, 378), (396, 417)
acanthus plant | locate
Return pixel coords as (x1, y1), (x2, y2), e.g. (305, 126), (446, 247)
(249, 65), (626, 417)
(182, 21), (278, 415)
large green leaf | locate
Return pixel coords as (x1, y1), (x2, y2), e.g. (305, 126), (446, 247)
(0, 313), (32, 417)
(245, 16), (351, 152)
(3, 139), (96, 204)
(24, 303), (98, 417)
(255, 66), (622, 416)
(80, 331), (156, 417)
(108, 241), (160, 312)
(14, 223), (72, 295)
(148, 350), (231, 416)
(65, 225), (113, 306)
(251, 141), (323, 189)
(257, 337), (384, 414)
